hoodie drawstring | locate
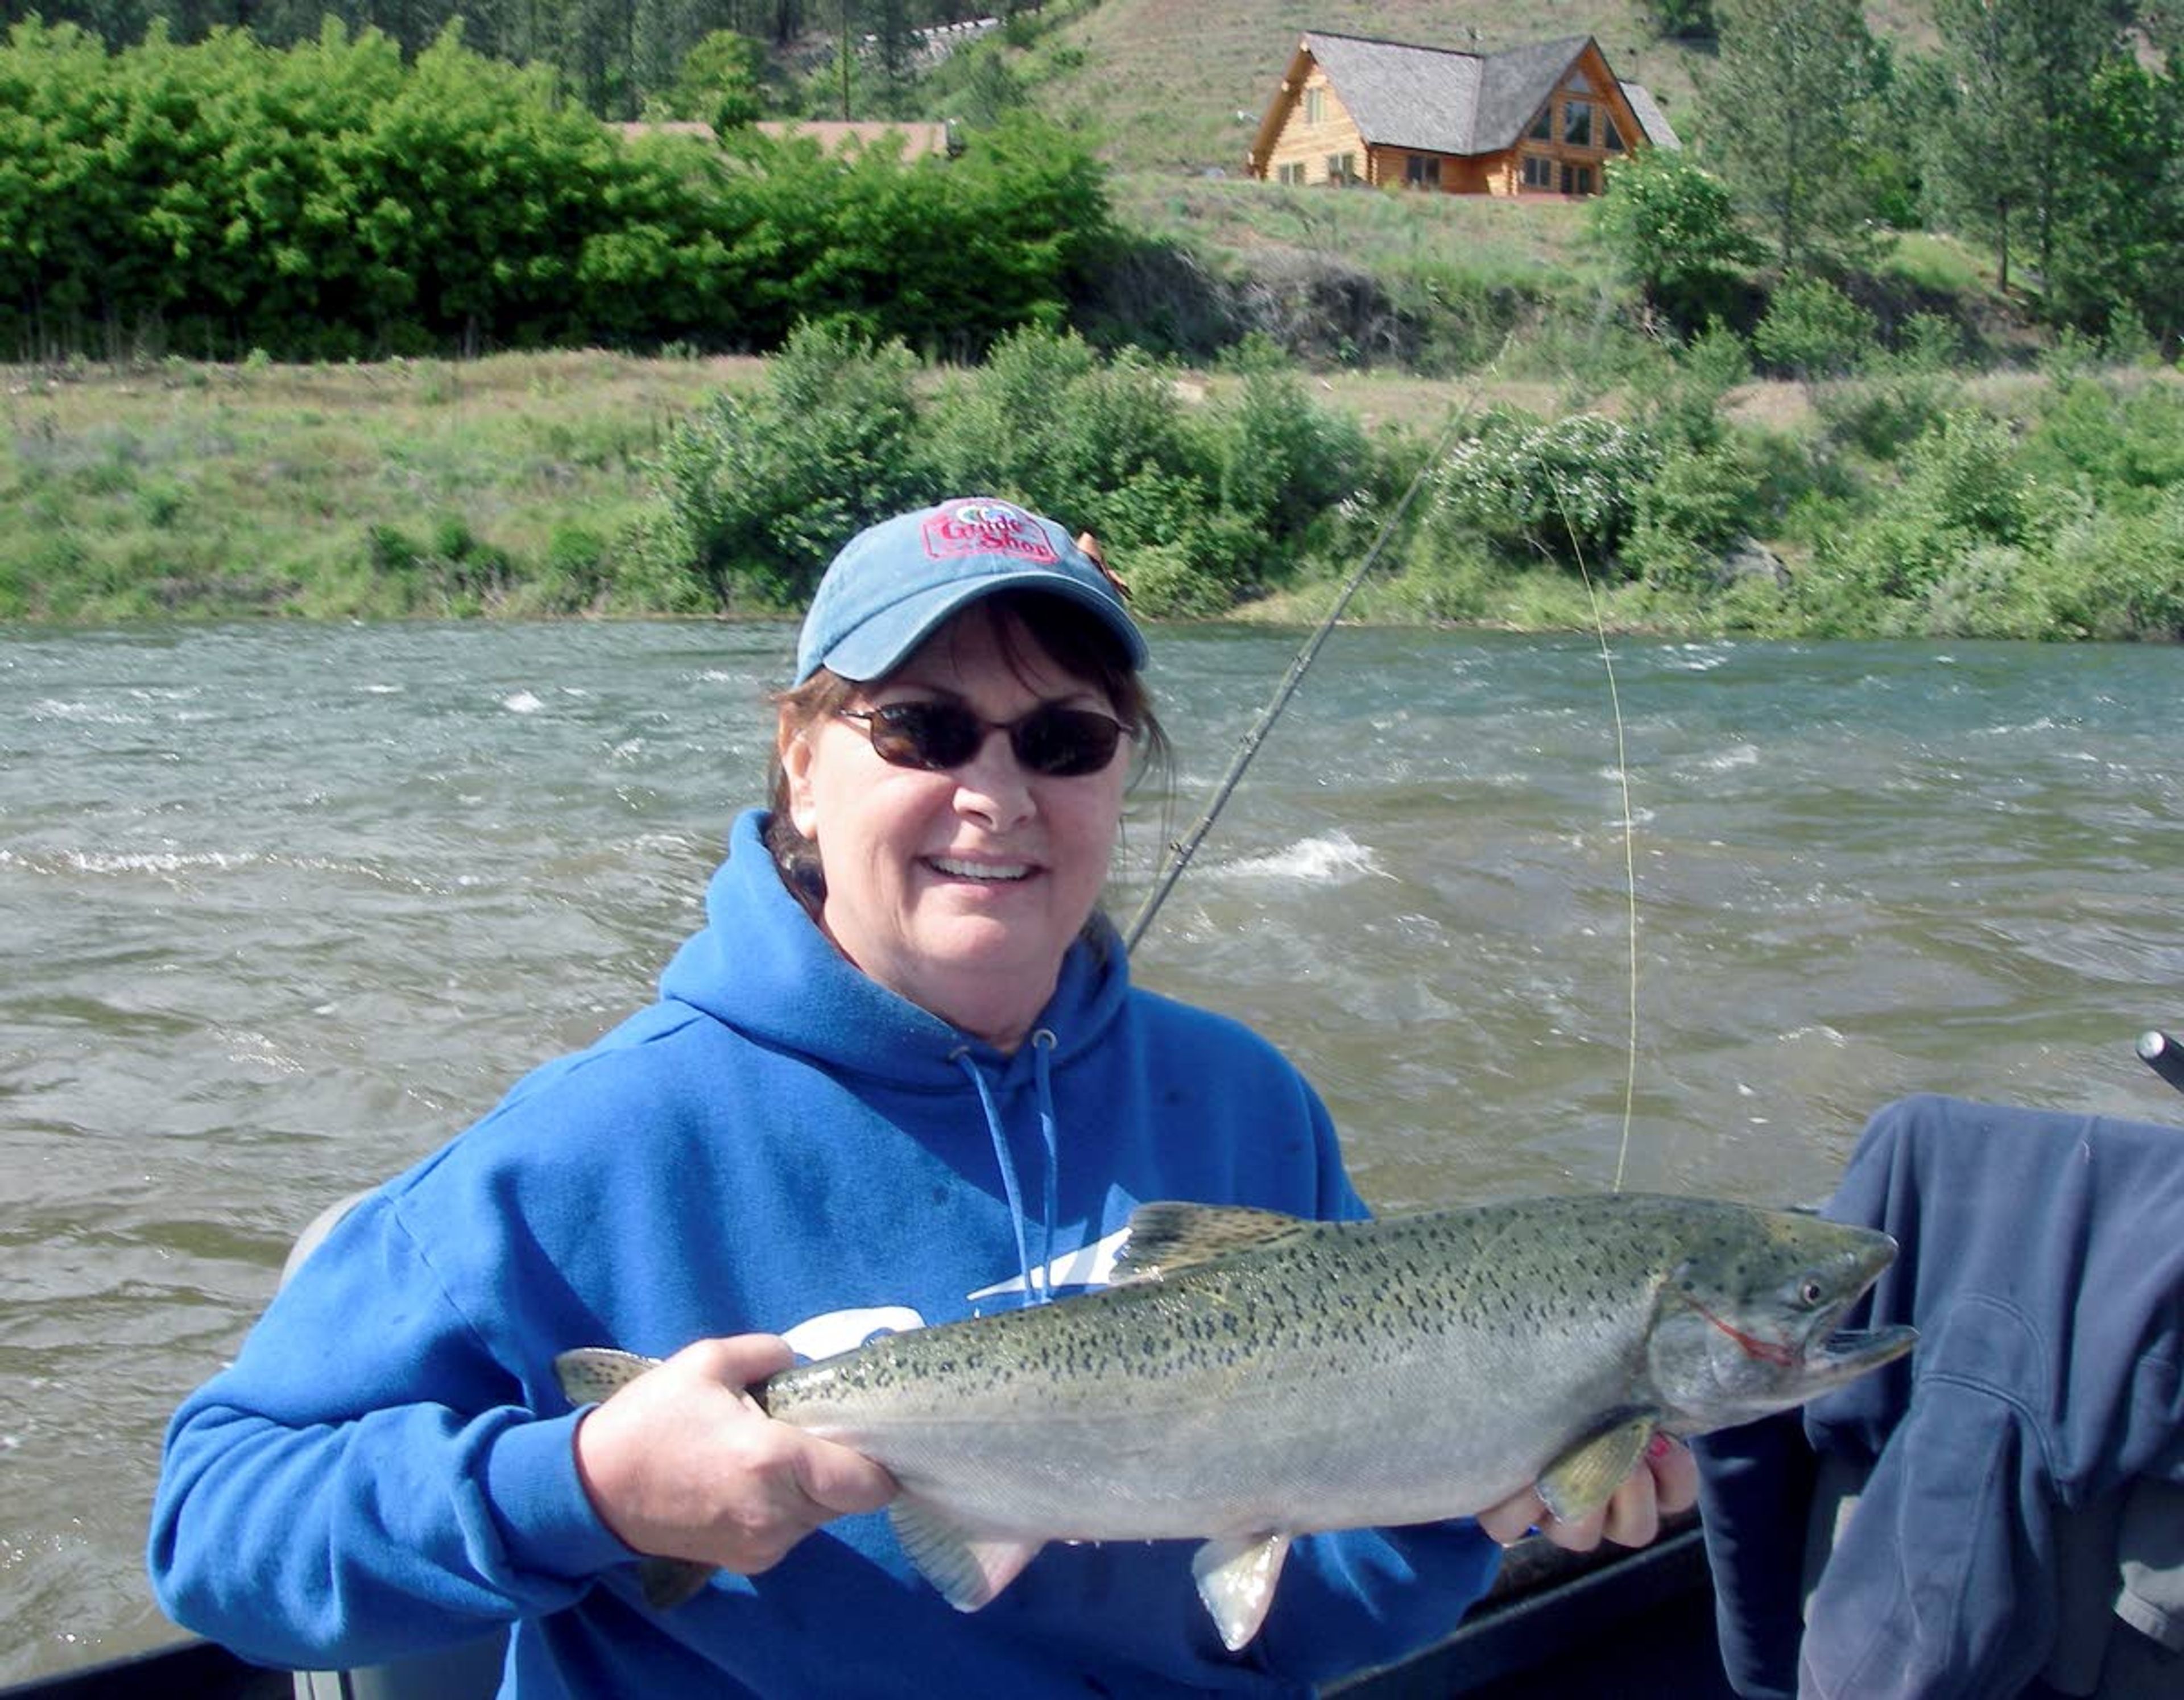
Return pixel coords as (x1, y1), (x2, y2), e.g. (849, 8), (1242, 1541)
(952, 1032), (1062, 1306)
(1031, 1029), (1061, 1295)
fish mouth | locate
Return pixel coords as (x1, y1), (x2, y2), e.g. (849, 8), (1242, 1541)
(1809, 1322), (1918, 1378)
(1801, 1231), (1916, 1381)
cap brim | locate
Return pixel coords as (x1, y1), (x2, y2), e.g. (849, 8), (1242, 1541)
(811, 571), (1148, 683)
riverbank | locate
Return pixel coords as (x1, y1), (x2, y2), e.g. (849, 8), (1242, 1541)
(0, 347), (1502, 623)
(4, 348), (2179, 639)
(0, 352), (763, 621)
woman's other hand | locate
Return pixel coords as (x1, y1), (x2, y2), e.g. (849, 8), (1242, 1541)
(1474, 1433), (1698, 1553)
(571, 1335), (897, 1573)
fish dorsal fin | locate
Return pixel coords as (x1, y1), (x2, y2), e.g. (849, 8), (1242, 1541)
(1192, 1532), (1294, 1651)
(1536, 1412), (1657, 1524)
(890, 1498), (1044, 1613)
(1111, 1202), (1314, 1283)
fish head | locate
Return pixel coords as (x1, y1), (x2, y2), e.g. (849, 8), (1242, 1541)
(1645, 1206), (1916, 1432)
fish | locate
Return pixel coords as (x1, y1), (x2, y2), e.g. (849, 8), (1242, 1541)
(555, 1192), (1916, 1651)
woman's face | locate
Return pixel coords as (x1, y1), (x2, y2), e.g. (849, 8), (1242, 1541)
(780, 607), (1132, 1051)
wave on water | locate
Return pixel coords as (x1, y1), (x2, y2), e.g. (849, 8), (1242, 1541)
(29, 699), (148, 725)
(1219, 830), (1391, 884)
(1699, 743), (1761, 772)
(500, 690), (545, 714)
(0, 847), (428, 889)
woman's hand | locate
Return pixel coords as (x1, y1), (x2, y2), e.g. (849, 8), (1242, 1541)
(1474, 1434), (1698, 1553)
(571, 1335), (897, 1574)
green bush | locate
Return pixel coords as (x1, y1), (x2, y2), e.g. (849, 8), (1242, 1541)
(2019, 375), (2184, 515)
(1623, 439), (1764, 592)
(1429, 410), (1661, 567)
(2038, 493), (2184, 640)
(645, 322), (939, 609)
(1751, 276), (1877, 381)
(1591, 148), (1764, 333)
(0, 23), (1107, 360)
(639, 326), (1381, 619)
(1813, 313), (1965, 458)
(1796, 407), (2028, 624)
(1630, 320), (1753, 453)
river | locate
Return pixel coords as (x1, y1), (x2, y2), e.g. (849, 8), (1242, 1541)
(3, 621), (2179, 1681)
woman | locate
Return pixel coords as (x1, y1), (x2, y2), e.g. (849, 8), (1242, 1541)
(149, 498), (1691, 1695)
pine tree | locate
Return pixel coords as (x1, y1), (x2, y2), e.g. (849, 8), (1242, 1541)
(1704, 0), (1889, 273)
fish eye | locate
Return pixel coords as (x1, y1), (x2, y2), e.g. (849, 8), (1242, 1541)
(1796, 1277), (1825, 1307)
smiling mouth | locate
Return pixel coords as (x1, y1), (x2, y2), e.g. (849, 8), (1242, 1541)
(928, 856), (1036, 883)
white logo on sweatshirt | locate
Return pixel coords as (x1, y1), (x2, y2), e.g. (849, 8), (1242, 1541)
(780, 1223), (1132, 1358)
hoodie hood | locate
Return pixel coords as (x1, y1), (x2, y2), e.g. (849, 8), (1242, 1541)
(659, 809), (1134, 1093)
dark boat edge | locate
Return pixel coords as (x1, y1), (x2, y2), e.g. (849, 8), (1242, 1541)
(2, 1517), (1723, 1700)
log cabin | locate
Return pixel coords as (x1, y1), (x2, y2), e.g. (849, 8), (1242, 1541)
(1247, 32), (1679, 196)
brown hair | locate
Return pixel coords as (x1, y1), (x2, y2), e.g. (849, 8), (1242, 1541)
(764, 590), (1169, 913)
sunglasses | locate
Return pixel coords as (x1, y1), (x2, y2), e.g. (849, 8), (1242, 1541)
(837, 701), (1134, 777)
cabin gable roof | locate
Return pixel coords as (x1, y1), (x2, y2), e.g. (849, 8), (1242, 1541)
(1256, 30), (1680, 169)
(1298, 30), (1487, 155)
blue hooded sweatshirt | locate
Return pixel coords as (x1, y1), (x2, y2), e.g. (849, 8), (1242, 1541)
(1695, 1093), (2184, 1698)
(148, 810), (1499, 1696)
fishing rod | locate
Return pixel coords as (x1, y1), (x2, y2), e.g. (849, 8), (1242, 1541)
(1120, 391), (1487, 956)
(1119, 363), (1647, 1192)
(2138, 1028), (2184, 1095)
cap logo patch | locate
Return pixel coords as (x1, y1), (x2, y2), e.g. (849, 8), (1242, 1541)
(923, 502), (1060, 565)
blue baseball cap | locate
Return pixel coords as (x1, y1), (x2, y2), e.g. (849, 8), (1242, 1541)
(794, 497), (1147, 684)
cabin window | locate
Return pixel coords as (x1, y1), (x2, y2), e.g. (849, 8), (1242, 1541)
(1566, 164), (1595, 195)
(1405, 154), (1442, 188)
(1569, 69), (1594, 93)
(1327, 152), (1358, 184)
(1528, 106), (1553, 141)
(1564, 101), (1594, 147)
(1304, 87), (1325, 125)
(1521, 154), (1556, 190)
(1277, 161), (1305, 185)
(1603, 115), (1625, 153)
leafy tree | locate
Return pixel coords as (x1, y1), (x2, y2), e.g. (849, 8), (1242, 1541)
(651, 26), (767, 125)
(1703, 0), (1892, 272)
(1591, 146), (1764, 334)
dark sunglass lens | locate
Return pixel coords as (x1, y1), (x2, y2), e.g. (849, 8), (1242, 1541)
(869, 702), (982, 770)
(1014, 708), (1123, 776)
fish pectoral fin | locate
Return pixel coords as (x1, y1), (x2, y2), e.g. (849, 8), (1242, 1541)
(554, 1346), (663, 1408)
(638, 1556), (717, 1610)
(1536, 1413), (1657, 1524)
(890, 1499), (1043, 1612)
(1112, 1203), (1315, 1283)
(1192, 1532), (1293, 1653)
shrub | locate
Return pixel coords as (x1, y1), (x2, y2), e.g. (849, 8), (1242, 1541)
(644, 322), (939, 608)
(1813, 313), (1965, 459)
(1591, 148), (1764, 333)
(1751, 276), (1876, 381)
(1430, 410), (1661, 567)
(1624, 439), (1763, 592)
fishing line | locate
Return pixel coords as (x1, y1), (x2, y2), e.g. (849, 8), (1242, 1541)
(1122, 375), (1498, 955)
(1549, 474), (1641, 1196)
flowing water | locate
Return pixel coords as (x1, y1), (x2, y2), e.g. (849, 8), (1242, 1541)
(3, 621), (2180, 1681)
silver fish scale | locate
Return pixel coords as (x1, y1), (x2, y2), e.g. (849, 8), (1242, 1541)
(553, 1192), (1910, 1641)
(758, 1198), (1730, 1541)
